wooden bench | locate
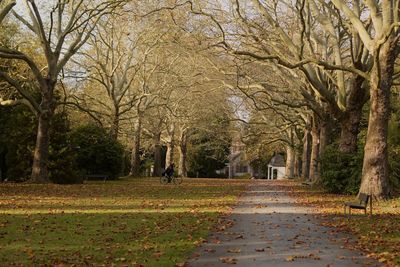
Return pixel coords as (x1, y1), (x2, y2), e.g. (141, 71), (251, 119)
(85, 174), (109, 183)
(344, 193), (372, 215)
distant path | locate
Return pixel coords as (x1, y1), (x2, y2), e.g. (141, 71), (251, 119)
(189, 180), (380, 267)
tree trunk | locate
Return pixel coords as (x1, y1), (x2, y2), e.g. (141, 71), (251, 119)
(359, 41), (397, 199)
(165, 124), (175, 167)
(152, 131), (162, 177)
(110, 111), (119, 140)
(309, 116), (320, 182)
(301, 127), (312, 180)
(178, 130), (188, 177)
(294, 152), (301, 178)
(285, 146), (295, 178)
(129, 116), (142, 176)
(31, 114), (51, 183)
(31, 83), (55, 183)
(339, 76), (367, 153)
(319, 118), (332, 157)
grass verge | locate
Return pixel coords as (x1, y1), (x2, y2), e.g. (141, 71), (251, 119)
(0, 178), (249, 266)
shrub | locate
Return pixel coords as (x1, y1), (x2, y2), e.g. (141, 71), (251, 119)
(0, 105), (36, 181)
(389, 147), (400, 192)
(71, 124), (124, 179)
(320, 144), (363, 194)
(48, 113), (81, 184)
(0, 107), (81, 184)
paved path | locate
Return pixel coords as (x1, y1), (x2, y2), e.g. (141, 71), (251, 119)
(189, 180), (380, 267)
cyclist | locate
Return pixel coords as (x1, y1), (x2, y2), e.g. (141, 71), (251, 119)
(162, 163), (175, 183)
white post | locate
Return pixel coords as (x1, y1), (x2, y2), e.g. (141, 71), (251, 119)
(267, 165), (270, 179)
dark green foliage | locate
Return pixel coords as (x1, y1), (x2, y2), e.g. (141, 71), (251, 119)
(188, 140), (229, 178)
(0, 106), (81, 183)
(389, 147), (400, 191)
(0, 105), (36, 181)
(388, 102), (400, 191)
(320, 143), (363, 194)
(71, 124), (124, 179)
(48, 113), (81, 184)
(187, 115), (231, 178)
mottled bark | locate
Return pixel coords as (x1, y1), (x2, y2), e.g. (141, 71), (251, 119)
(152, 131), (162, 177)
(294, 152), (301, 178)
(301, 128), (312, 180)
(309, 116), (320, 182)
(165, 124), (175, 167)
(31, 82), (55, 183)
(31, 113), (51, 183)
(285, 146), (295, 178)
(129, 116), (142, 176)
(339, 76), (367, 153)
(359, 41), (397, 199)
(178, 130), (188, 177)
(319, 118), (333, 157)
(110, 110), (120, 140)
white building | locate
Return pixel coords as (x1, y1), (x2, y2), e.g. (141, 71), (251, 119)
(266, 154), (286, 180)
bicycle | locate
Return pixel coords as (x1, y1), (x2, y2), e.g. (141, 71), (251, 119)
(160, 174), (183, 185)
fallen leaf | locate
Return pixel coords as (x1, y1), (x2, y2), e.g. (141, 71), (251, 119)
(219, 257), (238, 264)
(286, 256), (295, 262)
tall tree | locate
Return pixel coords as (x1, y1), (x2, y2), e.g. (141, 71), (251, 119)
(329, 0), (400, 198)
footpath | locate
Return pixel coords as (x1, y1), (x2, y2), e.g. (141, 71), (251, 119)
(189, 180), (380, 267)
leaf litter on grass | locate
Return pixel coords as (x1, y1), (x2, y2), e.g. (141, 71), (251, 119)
(0, 178), (249, 266)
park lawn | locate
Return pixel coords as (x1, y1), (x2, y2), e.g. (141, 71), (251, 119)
(0, 178), (249, 266)
(289, 183), (400, 267)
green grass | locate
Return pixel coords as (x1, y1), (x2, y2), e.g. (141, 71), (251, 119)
(0, 178), (249, 266)
(289, 182), (400, 266)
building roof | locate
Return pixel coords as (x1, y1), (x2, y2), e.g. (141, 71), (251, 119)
(269, 154), (285, 167)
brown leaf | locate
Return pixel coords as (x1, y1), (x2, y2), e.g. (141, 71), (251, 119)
(219, 257), (238, 264)
(285, 256), (295, 262)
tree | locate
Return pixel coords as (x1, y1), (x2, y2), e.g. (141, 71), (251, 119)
(329, 0), (400, 198)
(0, 0), (125, 182)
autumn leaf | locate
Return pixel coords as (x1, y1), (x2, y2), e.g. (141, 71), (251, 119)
(227, 248), (241, 253)
(285, 256), (295, 262)
(219, 257), (238, 264)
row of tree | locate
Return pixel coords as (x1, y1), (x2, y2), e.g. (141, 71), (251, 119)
(182, 0), (400, 199)
(1, 1), (400, 199)
(0, 0), (233, 183)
